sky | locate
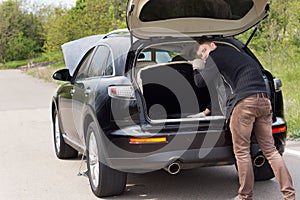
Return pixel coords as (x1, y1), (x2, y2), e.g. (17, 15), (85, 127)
(29, 0), (76, 7)
(0, 0), (76, 8)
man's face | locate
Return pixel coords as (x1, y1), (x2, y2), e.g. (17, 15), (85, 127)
(196, 43), (215, 61)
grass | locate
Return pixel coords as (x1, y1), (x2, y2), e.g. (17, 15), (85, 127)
(0, 52), (63, 70)
(0, 60), (28, 69)
(254, 49), (300, 139)
(26, 61), (65, 82)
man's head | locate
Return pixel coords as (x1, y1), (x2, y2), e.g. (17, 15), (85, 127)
(195, 36), (217, 61)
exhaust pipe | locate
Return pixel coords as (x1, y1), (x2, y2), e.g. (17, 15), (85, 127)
(164, 162), (181, 175)
(253, 155), (266, 167)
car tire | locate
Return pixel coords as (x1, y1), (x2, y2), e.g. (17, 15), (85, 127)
(53, 110), (78, 159)
(86, 121), (127, 197)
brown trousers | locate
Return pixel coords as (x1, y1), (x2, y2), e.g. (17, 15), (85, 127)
(230, 94), (295, 200)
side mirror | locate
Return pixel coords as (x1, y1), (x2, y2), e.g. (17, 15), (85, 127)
(53, 69), (72, 82)
(274, 78), (282, 92)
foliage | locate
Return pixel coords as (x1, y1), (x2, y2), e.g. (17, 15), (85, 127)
(272, 60), (300, 140)
(43, 0), (127, 54)
(0, 0), (44, 63)
(0, 0), (19, 63)
(5, 32), (37, 61)
(242, 0), (300, 68)
(42, 8), (69, 53)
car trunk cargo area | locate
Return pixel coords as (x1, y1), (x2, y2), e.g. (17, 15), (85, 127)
(136, 61), (224, 120)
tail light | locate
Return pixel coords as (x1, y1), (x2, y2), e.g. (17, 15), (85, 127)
(108, 85), (135, 100)
(272, 125), (287, 134)
(129, 137), (167, 144)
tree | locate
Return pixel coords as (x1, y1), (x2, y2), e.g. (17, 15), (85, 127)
(0, 0), (20, 63)
(43, 7), (69, 54)
(6, 32), (37, 61)
(43, 0), (127, 54)
(0, 0), (44, 63)
(237, 0), (300, 71)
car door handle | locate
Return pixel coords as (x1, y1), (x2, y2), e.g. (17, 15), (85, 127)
(85, 88), (91, 96)
(70, 89), (75, 95)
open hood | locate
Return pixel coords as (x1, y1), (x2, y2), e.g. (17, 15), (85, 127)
(127, 0), (269, 39)
(61, 35), (104, 76)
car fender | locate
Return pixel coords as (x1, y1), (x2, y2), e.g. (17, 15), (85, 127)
(81, 104), (101, 146)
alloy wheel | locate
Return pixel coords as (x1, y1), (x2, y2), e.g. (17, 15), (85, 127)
(54, 114), (61, 154)
(88, 131), (100, 188)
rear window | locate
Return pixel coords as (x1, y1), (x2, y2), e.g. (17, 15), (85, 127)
(138, 49), (172, 63)
(140, 0), (254, 22)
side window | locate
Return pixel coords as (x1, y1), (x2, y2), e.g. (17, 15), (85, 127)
(88, 46), (110, 77)
(75, 48), (94, 81)
(103, 52), (114, 76)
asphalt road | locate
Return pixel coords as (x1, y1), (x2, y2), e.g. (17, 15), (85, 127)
(0, 69), (299, 200)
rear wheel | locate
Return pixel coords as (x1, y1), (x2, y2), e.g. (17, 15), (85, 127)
(53, 110), (78, 159)
(86, 121), (127, 197)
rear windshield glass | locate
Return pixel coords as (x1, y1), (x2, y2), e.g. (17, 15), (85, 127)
(138, 49), (172, 63)
(140, 0), (254, 21)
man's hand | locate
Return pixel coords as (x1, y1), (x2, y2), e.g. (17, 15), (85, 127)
(187, 112), (206, 118)
(192, 59), (205, 70)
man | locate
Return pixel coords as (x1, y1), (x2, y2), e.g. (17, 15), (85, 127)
(187, 59), (211, 117)
(193, 36), (295, 200)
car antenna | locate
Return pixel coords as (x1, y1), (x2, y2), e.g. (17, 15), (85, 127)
(245, 25), (259, 48)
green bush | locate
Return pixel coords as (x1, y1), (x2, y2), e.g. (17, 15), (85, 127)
(5, 32), (37, 61)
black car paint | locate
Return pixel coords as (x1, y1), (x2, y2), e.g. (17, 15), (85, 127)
(52, 34), (286, 172)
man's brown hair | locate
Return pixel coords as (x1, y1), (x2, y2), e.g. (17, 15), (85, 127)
(194, 36), (213, 51)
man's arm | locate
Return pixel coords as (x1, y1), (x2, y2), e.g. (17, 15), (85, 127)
(193, 57), (219, 88)
(193, 70), (206, 88)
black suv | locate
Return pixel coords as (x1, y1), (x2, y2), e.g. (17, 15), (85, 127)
(51, 0), (287, 197)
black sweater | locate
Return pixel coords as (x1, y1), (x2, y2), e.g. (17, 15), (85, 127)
(193, 45), (268, 119)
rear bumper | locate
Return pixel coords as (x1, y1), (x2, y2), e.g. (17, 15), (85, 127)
(104, 122), (234, 172)
(107, 146), (235, 173)
(103, 117), (286, 173)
